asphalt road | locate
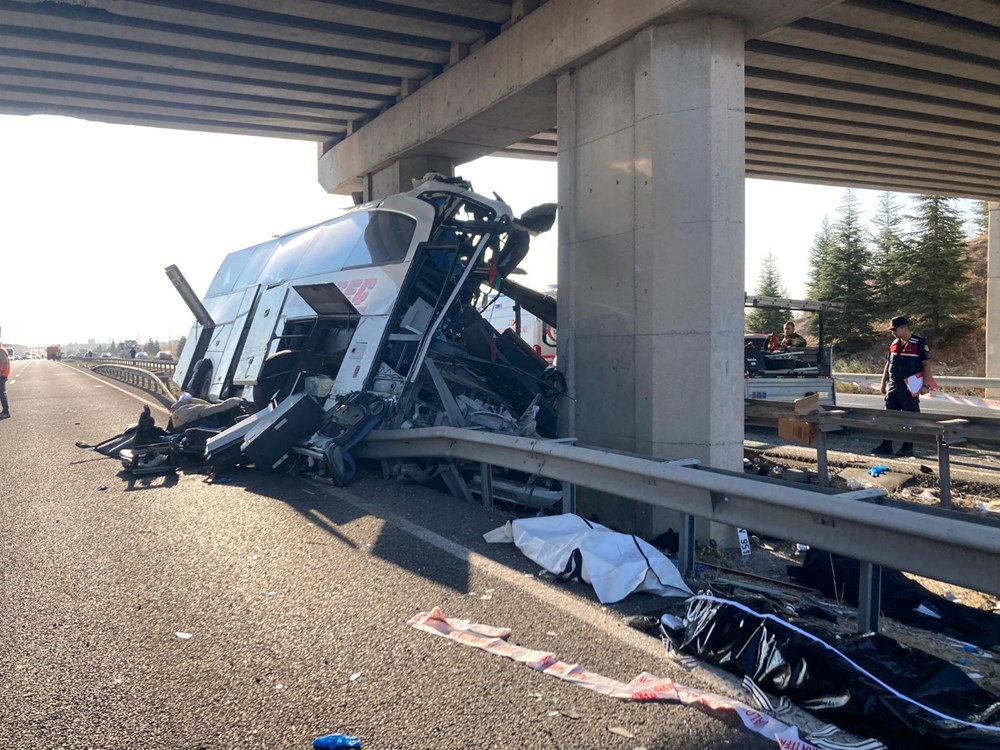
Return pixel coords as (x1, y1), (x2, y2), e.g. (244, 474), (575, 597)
(0, 360), (766, 750)
(837, 391), (997, 418)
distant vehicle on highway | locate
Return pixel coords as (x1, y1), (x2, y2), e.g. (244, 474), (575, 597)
(135, 351), (149, 360)
(100, 352), (113, 359)
(155, 351), (174, 361)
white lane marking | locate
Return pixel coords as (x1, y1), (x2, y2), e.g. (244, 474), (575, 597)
(58, 362), (169, 415)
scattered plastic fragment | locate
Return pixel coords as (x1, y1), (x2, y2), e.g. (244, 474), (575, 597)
(607, 726), (635, 739)
(349, 672), (361, 682)
(547, 710), (560, 717)
(275, 683), (284, 690)
(867, 465), (889, 478)
(174, 632), (192, 639)
(313, 734), (361, 749)
(97, 486), (108, 491)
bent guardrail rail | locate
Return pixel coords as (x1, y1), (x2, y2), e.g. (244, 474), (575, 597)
(356, 427), (1000, 608)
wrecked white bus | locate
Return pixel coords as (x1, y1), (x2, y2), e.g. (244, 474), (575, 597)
(167, 174), (563, 505)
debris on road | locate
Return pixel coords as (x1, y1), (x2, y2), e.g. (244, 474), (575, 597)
(409, 606), (827, 750)
(661, 593), (1000, 750)
(788, 549), (1000, 649)
(607, 725), (634, 739)
(313, 734), (361, 749)
(484, 514), (691, 603)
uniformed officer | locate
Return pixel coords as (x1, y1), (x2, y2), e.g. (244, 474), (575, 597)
(873, 315), (931, 457)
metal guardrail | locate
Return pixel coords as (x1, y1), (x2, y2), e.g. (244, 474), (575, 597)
(82, 360), (177, 400)
(357, 427), (1000, 608)
(834, 372), (1000, 389)
(75, 356), (177, 375)
(745, 398), (1000, 508)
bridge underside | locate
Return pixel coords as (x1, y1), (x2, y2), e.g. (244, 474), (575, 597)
(1, 0), (997, 198)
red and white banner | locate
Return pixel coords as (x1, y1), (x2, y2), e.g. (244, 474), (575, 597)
(408, 607), (823, 750)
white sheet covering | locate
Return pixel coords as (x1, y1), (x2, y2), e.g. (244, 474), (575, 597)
(485, 514), (692, 603)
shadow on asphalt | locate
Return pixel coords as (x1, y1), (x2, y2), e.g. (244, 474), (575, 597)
(194, 465), (471, 595)
(117, 468), (180, 492)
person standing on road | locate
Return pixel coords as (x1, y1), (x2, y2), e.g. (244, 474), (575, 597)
(0, 343), (11, 419)
(872, 316), (931, 458)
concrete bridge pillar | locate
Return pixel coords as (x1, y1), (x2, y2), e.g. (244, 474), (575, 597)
(987, 202), (1000, 397)
(364, 155), (454, 202)
(557, 15), (745, 538)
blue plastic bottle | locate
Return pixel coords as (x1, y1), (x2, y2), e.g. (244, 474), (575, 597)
(313, 734), (362, 749)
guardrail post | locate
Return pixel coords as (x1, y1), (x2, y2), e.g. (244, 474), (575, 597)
(937, 437), (952, 509)
(815, 430), (830, 487)
(562, 482), (576, 515)
(857, 561), (882, 633)
(678, 513), (696, 579)
(479, 462), (493, 509)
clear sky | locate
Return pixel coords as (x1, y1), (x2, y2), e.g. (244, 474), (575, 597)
(0, 114), (981, 348)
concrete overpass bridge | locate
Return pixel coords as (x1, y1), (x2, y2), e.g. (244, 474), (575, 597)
(3, 0), (998, 529)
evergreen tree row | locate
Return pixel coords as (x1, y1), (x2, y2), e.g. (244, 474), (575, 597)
(746, 191), (986, 353)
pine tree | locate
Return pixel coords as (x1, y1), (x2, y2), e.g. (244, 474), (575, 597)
(745, 252), (789, 335)
(870, 192), (909, 319)
(809, 191), (877, 350)
(972, 200), (990, 237)
(901, 195), (973, 340)
(807, 217), (835, 301)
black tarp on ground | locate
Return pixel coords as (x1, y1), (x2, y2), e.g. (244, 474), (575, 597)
(664, 594), (1000, 750)
(787, 549), (1000, 649)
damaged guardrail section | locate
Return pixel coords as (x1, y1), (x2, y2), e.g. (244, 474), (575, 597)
(356, 427), (1000, 599)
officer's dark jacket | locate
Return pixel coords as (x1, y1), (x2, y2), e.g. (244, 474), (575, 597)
(887, 335), (929, 392)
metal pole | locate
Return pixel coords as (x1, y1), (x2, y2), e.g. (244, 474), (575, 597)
(816, 430), (830, 487)
(562, 482), (576, 515)
(480, 462), (494, 509)
(678, 513), (696, 579)
(858, 562), (882, 633)
(938, 438), (952, 509)
(514, 302), (522, 337)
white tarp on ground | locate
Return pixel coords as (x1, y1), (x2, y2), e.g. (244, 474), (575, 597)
(484, 514), (692, 603)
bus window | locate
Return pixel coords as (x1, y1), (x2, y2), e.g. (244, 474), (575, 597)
(205, 247), (249, 297)
(234, 238), (279, 290)
(258, 226), (319, 285)
(292, 213), (366, 279)
(343, 211), (417, 269)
